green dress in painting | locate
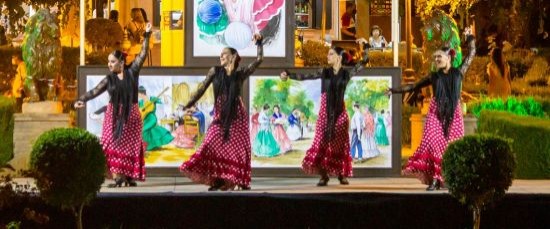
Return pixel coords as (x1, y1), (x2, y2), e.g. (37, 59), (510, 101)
(374, 113), (389, 146)
(139, 96), (174, 150)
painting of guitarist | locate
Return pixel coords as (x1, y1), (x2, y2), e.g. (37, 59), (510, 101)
(138, 86), (174, 150)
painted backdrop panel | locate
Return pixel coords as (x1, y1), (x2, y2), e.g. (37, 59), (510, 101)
(193, 0), (286, 57)
(249, 75), (392, 168)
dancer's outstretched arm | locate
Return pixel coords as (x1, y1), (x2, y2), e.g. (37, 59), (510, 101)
(182, 67), (216, 110)
(388, 76), (432, 94)
(74, 77), (108, 108)
(242, 34), (264, 78)
(460, 33), (476, 76)
(280, 68), (323, 81)
(130, 23), (153, 74)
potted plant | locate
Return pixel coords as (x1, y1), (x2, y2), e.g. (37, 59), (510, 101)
(29, 128), (106, 229)
(443, 134), (515, 229)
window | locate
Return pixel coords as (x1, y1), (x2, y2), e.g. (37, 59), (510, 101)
(370, 0), (392, 16)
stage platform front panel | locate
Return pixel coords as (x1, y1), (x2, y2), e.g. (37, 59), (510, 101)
(7, 177), (550, 228)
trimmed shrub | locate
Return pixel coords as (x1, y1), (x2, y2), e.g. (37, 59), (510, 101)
(85, 18), (123, 52)
(29, 128), (105, 228)
(443, 134), (515, 228)
(368, 51), (424, 75)
(468, 96), (547, 118)
(478, 110), (550, 179)
(302, 40), (329, 66)
(30, 128), (105, 207)
(443, 134), (515, 208)
(0, 96), (14, 166)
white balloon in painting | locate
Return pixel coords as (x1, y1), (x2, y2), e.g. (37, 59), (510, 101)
(224, 22), (252, 50)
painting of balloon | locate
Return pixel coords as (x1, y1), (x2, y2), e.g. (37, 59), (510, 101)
(193, 0), (286, 57)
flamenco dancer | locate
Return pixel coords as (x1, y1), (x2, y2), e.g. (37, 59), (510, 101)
(74, 23), (153, 187)
(280, 38), (370, 186)
(179, 34), (263, 191)
(388, 28), (475, 191)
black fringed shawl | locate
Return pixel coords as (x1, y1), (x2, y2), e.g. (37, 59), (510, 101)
(322, 68), (351, 140)
(107, 69), (138, 139)
(432, 68), (462, 137)
(213, 67), (244, 140)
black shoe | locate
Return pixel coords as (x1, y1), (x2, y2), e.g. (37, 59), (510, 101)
(208, 178), (224, 191)
(317, 176), (329, 186)
(238, 185), (251, 191)
(107, 177), (125, 188)
(125, 177), (137, 187)
(426, 180), (440, 191)
(338, 175), (349, 185)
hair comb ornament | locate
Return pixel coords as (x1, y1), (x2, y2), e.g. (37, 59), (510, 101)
(447, 49), (456, 58)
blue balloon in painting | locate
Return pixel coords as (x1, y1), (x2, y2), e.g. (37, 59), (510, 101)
(198, 0), (223, 25)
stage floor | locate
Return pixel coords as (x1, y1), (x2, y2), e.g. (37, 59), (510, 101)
(92, 177), (550, 194)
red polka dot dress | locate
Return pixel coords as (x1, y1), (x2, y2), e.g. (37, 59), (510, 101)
(403, 91), (464, 185)
(102, 103), (147, 180)
(302, 93), (353, 177)
(180, 96), (251, 189)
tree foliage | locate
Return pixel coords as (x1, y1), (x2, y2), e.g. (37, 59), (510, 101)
(0, 0), (80, 37)
(344, 79), (390, 115)
(0, 0), (27, 37)
(416, 0), (480, 21)
(252, 79), (317, 120)
(85, 18), (123, 51)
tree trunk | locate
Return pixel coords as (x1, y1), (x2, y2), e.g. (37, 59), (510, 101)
(74, 204), (84, 229)
(473, 206), (481, 229)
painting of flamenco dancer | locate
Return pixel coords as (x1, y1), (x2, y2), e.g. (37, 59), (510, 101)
(193, 0), (286, 57)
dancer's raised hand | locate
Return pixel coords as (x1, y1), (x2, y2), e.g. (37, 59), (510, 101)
(280, 71), (289, 81)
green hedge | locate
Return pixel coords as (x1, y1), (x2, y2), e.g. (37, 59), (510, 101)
(0, 96), (14, 166)
(468, 97), (548, 118)
(479, 110), (550, 179)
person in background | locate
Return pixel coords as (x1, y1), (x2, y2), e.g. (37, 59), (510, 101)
(109, 10), (119, 23)
(11, 52), (27, 112)
(340, 2), (356, 40)
(368, 25), (388, 48)
(486, 47), (511, 98)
